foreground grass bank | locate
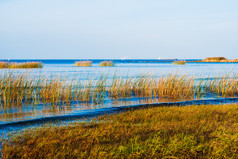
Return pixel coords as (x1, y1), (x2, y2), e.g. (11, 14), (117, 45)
(1, 104), (238, 158)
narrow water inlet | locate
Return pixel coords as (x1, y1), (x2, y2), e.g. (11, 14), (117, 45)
(1, 97), (238, 130)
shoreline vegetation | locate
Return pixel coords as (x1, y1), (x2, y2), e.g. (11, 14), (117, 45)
(188, 57), (238, 63)
(0, 72), (237, 107)
(0, 62), (43, 69)
(75, 61), (92, 67)
(1, 104), (238, 158)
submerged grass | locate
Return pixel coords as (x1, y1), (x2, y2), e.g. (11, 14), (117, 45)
(0, 62), (43, 69)
(74, 61), (92, 67)
(0, 72), (237, 107)
(1, 104), (238, 158)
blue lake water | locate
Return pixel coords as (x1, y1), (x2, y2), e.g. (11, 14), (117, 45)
(0, 60), (238, 124)
(0, 60), (237, 79)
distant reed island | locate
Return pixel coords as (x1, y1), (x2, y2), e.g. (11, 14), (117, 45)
(74, 61), (114, 67)
(189, 57), (238, 63)
(74, 61), (92, 67)
(0, 62), (43, 69)
(99, 61), (114, 66)
(172, 60), (186, 65)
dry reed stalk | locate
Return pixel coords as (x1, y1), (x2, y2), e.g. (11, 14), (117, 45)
(156, 74), (195, 99)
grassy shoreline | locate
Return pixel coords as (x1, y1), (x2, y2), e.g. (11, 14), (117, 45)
(1, 103), (238, 158)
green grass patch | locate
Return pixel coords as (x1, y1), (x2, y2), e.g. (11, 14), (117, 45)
(1, 104), (238, 158)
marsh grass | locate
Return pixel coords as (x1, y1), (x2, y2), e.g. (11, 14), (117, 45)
(0, 72), (237, 108)
(74, 61), (92, 67)
(99, 61), (114, 67)
(1, 104), (238, 158)
(207, 74), (238, 97)
(172, 60), (186, 65)
(0, 62), (43, 69)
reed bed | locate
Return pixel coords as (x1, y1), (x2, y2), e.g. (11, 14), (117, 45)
(99, 61), (114, 66)
(0, 62), (43, 69)
(207, 74), (238, 97)
(74, 61), (92, 67)
(0, 72), (237, 108)
(2, 104), (238, 158)
(172, 60), (186, 65)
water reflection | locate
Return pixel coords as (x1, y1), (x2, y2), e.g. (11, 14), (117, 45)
(0, 96), (193, 123)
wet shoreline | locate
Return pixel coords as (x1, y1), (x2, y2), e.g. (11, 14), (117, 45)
(1, 97), (238, 129)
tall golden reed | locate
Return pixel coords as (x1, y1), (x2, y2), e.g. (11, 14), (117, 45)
(0, 72), (237, 107)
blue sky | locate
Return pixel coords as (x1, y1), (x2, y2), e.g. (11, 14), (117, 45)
(0, 0), (238, 59)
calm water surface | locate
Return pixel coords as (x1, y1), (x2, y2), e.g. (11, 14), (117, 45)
(0, 62), (237, 79)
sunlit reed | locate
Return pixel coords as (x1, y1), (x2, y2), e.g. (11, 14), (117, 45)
(0, 72), (237, 108)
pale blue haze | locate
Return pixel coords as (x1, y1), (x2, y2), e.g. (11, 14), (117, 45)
(0, 0), (238, 59)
